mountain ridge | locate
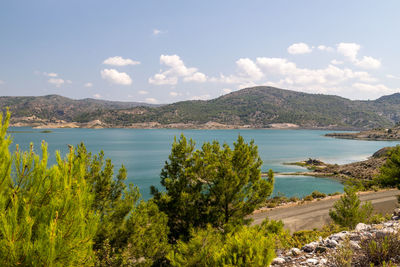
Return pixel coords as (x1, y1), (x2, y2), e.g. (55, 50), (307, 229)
(2, 86), (400, 130)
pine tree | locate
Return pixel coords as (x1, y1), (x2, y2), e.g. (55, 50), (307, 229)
(329, 186), (373, 229)
(0, 111), (98, 266)
(167, 225), (275, 267)
(376, 145), (400, 188)
(152, 134), (274, 241)
(74, 143), (170, 266)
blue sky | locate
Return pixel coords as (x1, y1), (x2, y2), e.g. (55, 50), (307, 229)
(1, 0), (400, 103)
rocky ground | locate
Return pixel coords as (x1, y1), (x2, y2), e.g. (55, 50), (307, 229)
(271, 209), (400, 266)
(326, 126), (400, 141)
(285, 147), (392, 182)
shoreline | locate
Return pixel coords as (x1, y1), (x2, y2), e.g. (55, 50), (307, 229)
(9, 122), (363, 131)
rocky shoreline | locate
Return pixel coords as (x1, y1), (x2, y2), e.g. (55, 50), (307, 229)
(271, 209), (400, 266)
(326, 126), (400, 141)
(10, 120), (302, 130)
(281, 148), (392, 182)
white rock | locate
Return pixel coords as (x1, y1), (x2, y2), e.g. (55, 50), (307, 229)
(306, 258), (319, 265)
(290, 247), (301, 256)
(326, 239), (338, 248)
(330, 232), (347, 241)
(383, 222), (394, 227)
(271, 257), (286, 265)
(302, 242), (318, 252)
(393, 208), (400, 216)
(319, 258), (328, 265)
(355, 223), (369, 231)
(376, 228), (396, 238)
(349, 240), (361, 250)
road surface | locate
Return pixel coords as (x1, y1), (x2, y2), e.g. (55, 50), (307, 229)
(250, 189), (399, 232)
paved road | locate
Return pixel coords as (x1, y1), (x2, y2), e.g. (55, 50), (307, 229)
(250, 189), (400, 232)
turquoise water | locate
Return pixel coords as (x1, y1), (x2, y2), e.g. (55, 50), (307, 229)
(8, 128), (400, 199)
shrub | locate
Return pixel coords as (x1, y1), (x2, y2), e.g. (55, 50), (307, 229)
(329, 186), (373, 229)
(289, 196), (300, 202)
(311, 190), (327, 199)
(304, 195), (314, 201)
(358, 232), (400, 266)
(168, 225), (276, 267)
(329, 238), (354, 267)
(376, 145), (400, 188)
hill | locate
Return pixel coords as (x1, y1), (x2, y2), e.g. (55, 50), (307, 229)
(0, 95), (157, 126)
(2, 87), (400, 129)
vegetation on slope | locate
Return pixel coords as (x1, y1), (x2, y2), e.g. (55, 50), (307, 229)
(3, 86), (400, 129)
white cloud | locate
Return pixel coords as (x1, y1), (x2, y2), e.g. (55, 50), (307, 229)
(287, 43), (312, 55)
(183, 72), (207, 83)
(351, 83), (397, 98)
(48, 78), (64, 87)
(337, 43), (381, 69)
(138, 90), (148, 95)
(215, 58), (263, 86)
(149, 54), (207, 85)
(169, 91), (180, 97)
(355, 56), (381, 69)
(337, 42), (360, 62)
(149, 73), (178, 85)
(101, 69), (132, 85)
(153, 29), (166, 36)
(222, 88), (232, 94)
(255, 57), (378, 86)
(93, 93), (102, 99)
(145, 97), (158, 104)
(103, 56), (140, 66)
(387, 74), (400, 80)
(236, 58), (263, 80)
(331, 59), (344, 65)
(41, 72), (72, 86)
(190, 94), (211, 100)
(84, 82), (93, 87)
(317, 45), (334, 52)
(44, 72), (58, 77)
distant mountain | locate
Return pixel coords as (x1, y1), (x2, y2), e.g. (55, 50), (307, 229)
(2, 87), (400, 129)
(0, 94), (157, 123)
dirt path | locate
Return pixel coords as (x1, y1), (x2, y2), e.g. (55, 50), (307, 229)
(250, 189), (400, 232)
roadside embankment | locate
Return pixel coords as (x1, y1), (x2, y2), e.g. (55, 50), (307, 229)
(251, 189), (399, 232)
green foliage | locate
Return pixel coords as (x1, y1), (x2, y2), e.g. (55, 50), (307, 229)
(0, 111), (98, 266)
(359, 232), (400, 266)
(152, 134), (274, 241)
(311, 190), (326, 199)
(303, 195), (314, 201)
(168, 225), (275, 267)
(0, 111), (171, 266)
(3, 86), (397, 129)
(367, 213), (392, 224)
(329, 186), (373, 229)
(74, 143), (170, 266)
(329, 238), (354, 267)
(376, 145), (400, 189)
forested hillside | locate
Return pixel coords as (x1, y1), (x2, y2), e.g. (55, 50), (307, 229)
(2, 87), (400, 129)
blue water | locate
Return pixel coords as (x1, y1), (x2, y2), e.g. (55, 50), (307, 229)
(8, 128), (400, 199)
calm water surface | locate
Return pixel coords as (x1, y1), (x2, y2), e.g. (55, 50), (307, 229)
(9, 128), (400, 199)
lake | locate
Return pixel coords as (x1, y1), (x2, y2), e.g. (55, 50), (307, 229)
(8, 128), (400, 199)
